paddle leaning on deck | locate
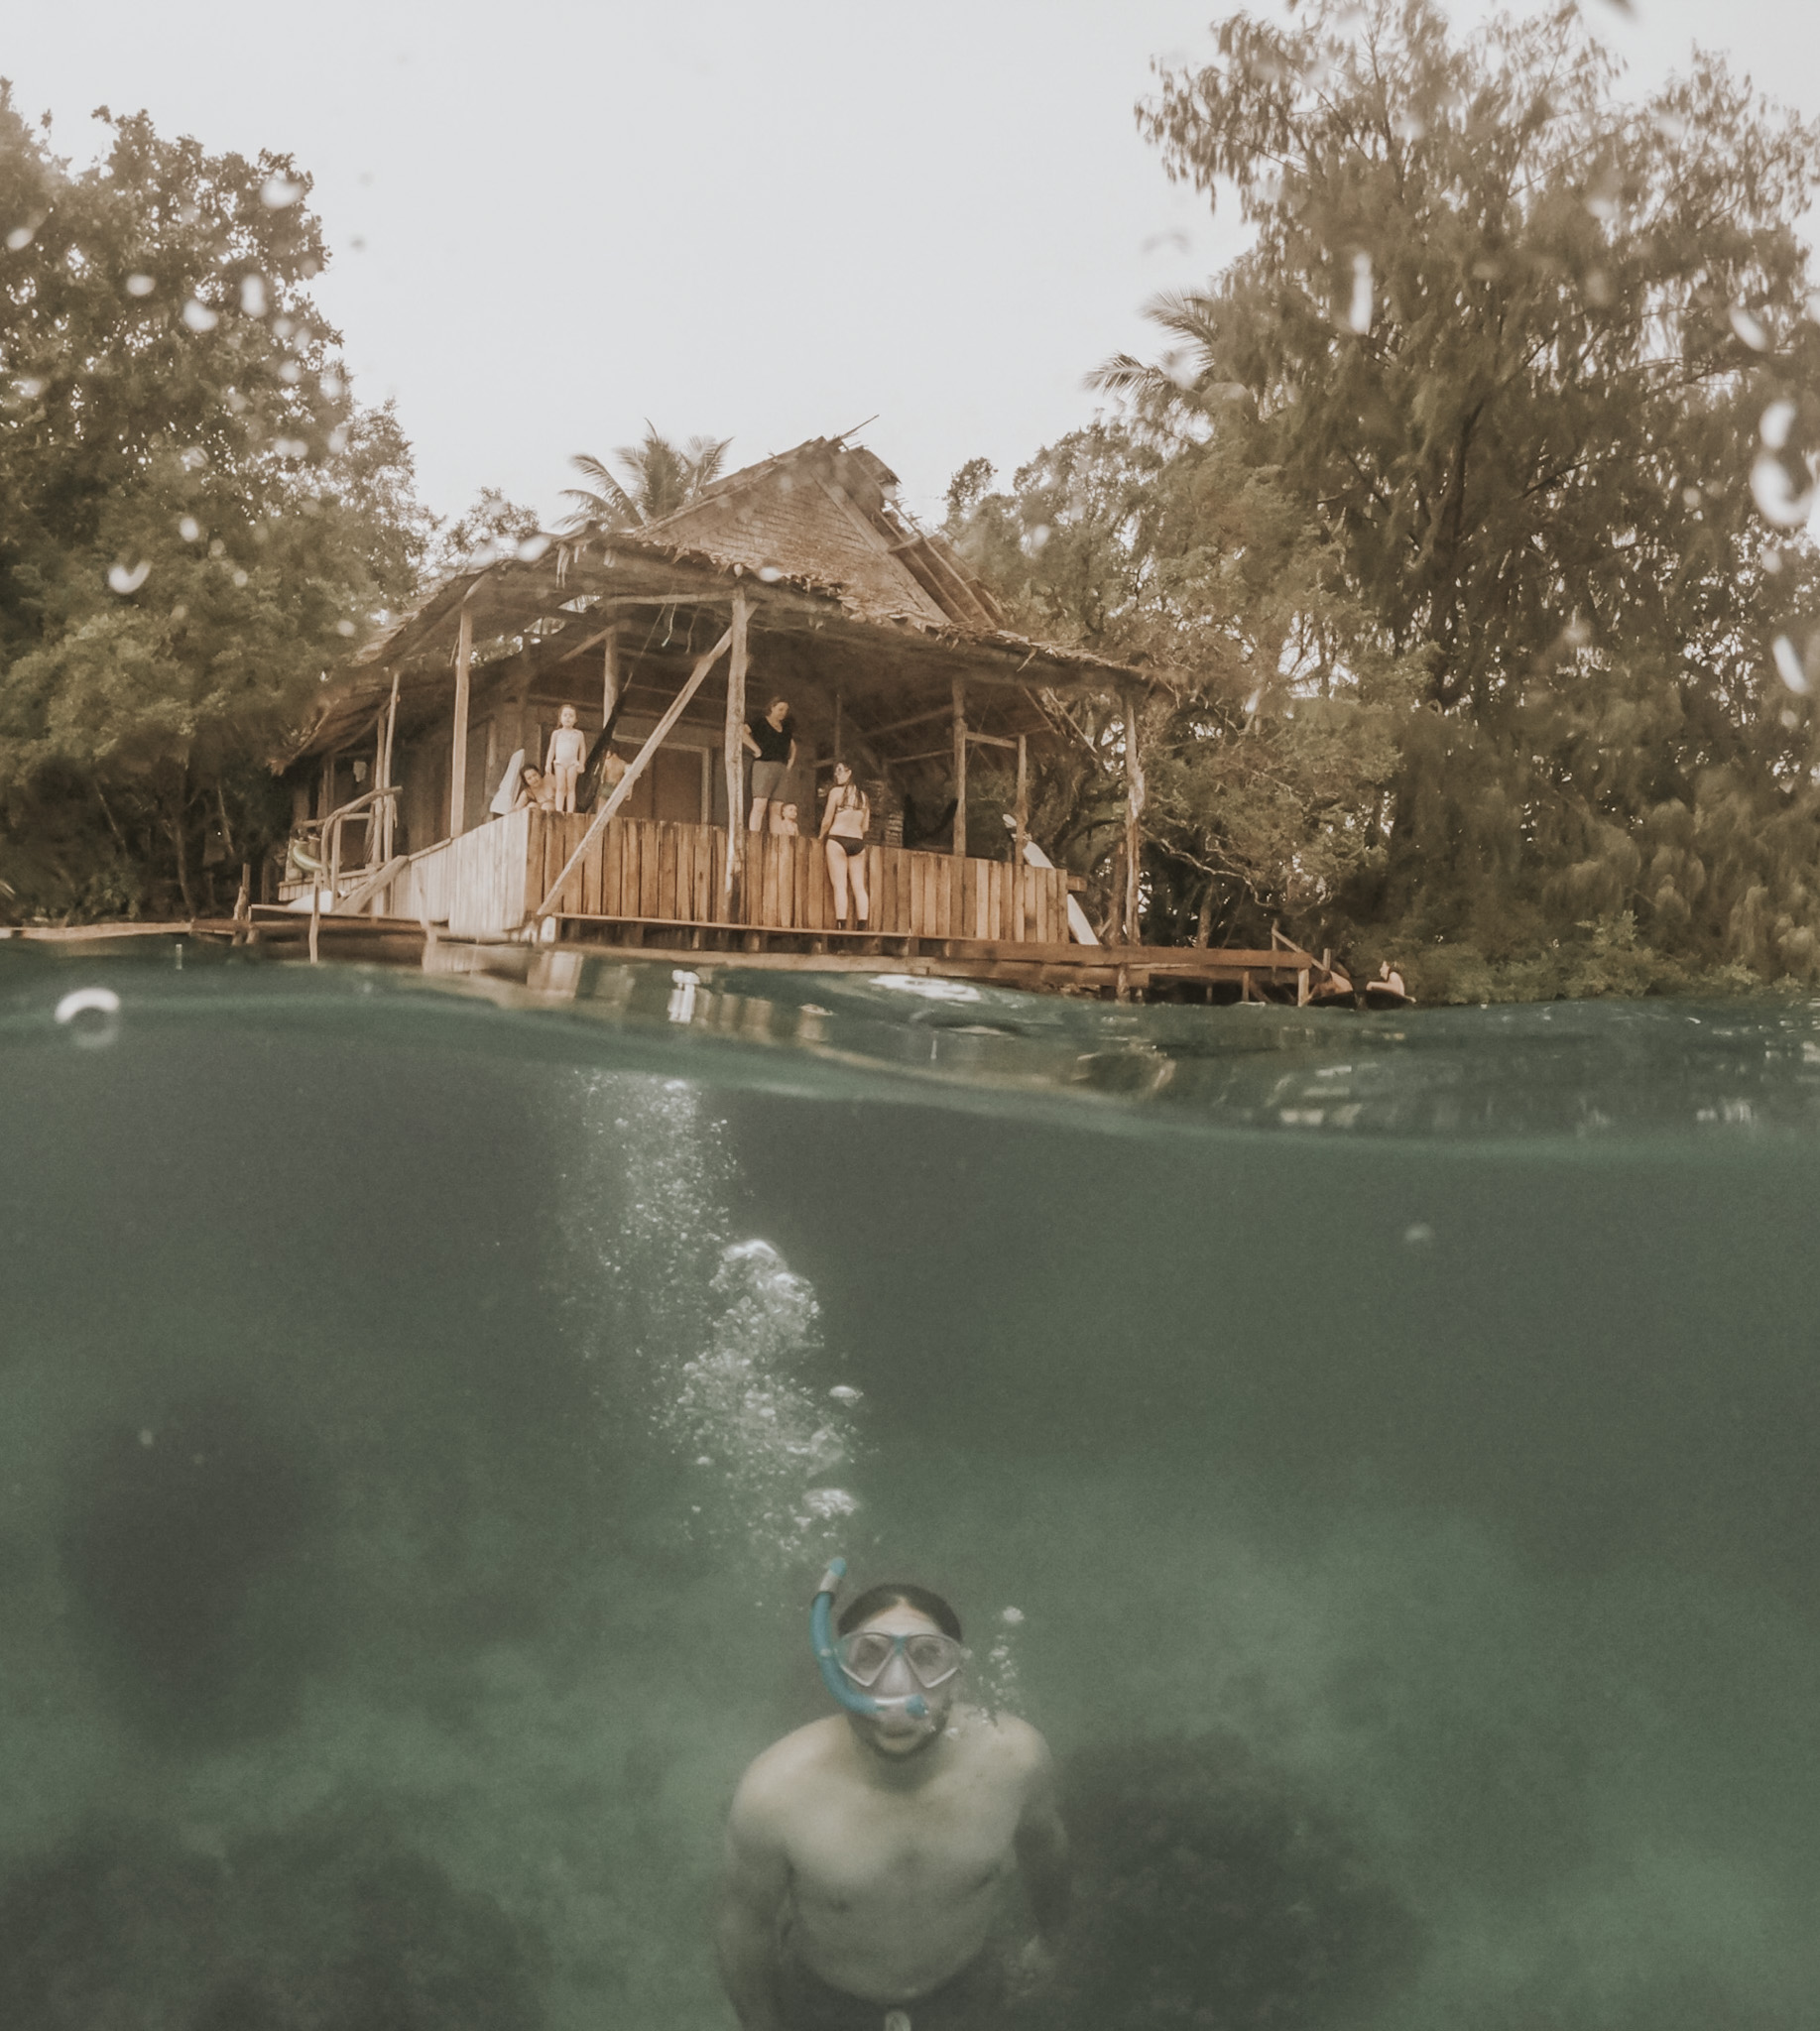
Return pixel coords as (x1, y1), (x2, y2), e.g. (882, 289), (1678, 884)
(529, 624), (735, 929)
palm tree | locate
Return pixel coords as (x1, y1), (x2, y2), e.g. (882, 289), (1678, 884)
(559, 425), (733, 533)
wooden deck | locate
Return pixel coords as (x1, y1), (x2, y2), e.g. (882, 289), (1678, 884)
(363, 807), (1074, 945)
(234, 809), (1354, 1003)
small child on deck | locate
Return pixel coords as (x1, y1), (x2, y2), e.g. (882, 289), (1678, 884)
(545, 705), (587, 813)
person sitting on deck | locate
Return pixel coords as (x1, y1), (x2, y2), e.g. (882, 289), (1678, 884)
(743, 696), (798, 833)
(772, 802), (800, 838)
(717, 1572), (1069, 2031)
(819, 764), (870, 930)
(513, 765), (556, 812)
(546, 704), (587, 814)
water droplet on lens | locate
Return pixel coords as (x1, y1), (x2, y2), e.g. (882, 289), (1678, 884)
(1760, 400), (1796, 451)
(240, 274), (267, 316)
(1392, 110), (1425, 141)
(125, 272), (154, 297)
(516, 535), (549, 562)
(278, 360), (303, 384)
(138, 1428), (155, 1448)
(1348, 251), (1374, 334)
(757, 563), (784, 582)
(335, 618), (356, 637)
(232, 568), (249, 587)
(55, 984), (122, 1046)
(1730, 304), (1770, 351)
(1402, 1222), (1435, 1246)
(1772, 635), (1809, 695)
(261, 175), (303, 208)
(107, 560), (150, 594)
(182, 299), (218, 333)
(1751, 451), (1818, 529)
(1001, 1606), (1026, 1624)
(1805, 291), (1820, 325)
(178, 516), (199, 541)
(14, 376), (45, 400)
(6, 224), (36, 251)
(320, 370), (344, 399)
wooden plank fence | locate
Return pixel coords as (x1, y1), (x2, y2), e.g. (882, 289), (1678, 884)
(376, 808), (1071, 943)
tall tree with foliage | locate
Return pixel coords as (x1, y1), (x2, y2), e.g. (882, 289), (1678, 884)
(0, 90), (430, 920)
(559, 425), (733, 532)
(949, 421), (1418, 944)
(1085, 0), (1820, 991)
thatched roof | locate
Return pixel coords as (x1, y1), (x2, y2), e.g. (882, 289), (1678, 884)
(292, 434), (1149, 769)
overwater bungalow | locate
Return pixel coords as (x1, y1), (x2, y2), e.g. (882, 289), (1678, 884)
(274, 433), (1346, 1003)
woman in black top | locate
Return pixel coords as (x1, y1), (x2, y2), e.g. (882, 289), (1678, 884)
(741, 696), (797, 833)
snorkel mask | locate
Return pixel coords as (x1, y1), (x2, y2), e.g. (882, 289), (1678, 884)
(811, 1558), (965, 1723)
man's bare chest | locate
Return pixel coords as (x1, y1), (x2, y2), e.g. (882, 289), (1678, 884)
(788, 1784), (1020, 1911)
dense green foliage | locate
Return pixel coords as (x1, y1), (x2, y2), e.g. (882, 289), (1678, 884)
(0, 90), (429, 919)
(951, 0), (1820, 995)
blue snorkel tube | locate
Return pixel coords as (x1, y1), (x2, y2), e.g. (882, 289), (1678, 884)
(812, 1557), (927, 1721)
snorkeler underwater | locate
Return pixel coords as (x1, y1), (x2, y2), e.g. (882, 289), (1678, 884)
(4, 949), (1820, 2031)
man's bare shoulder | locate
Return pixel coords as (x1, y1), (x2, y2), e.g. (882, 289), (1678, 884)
(730, 1718), (849, 1829)
(950, 1708), (1053, 1785)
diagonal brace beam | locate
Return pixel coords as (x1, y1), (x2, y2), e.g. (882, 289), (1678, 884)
(533, 625), (733, 923)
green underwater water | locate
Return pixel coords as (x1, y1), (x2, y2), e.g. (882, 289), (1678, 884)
(1, 940), (1818, 2031)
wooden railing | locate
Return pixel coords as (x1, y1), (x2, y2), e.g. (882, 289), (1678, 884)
(382, 806), (534, 938)
(374, 809), (1071, 944)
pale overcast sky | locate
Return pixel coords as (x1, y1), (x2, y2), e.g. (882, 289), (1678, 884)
(8, 0), (1817, 529)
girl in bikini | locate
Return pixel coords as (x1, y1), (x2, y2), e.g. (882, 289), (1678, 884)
(820, 763), (871, 930)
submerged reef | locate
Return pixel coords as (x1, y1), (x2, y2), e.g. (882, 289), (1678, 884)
(58, 1395), (325, 1747)
(0, 1810), (545, 2031)
(1058, 1732), (1423, 2031)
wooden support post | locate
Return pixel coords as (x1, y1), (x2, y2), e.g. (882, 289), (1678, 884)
(722, 589), (749, 919)
(538, 624), (735, 924)
(951, 675), (967, 934)
(369, 710), (387, 866)
(1122, 682), (1146, 947)
(1014, 732), (1029, 942)
(449, 603), (473, 840)
(602, 625), (619, 728)
(379, 669), (400, 865)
